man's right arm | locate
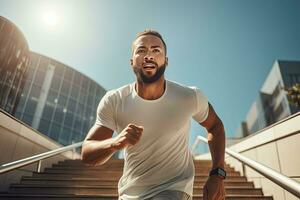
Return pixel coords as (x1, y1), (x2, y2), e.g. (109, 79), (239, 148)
(81, 123), (144, 166)
(81, 125), (116, 166)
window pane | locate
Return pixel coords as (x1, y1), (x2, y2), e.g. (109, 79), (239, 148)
(22, 113), (33, 126)
(76, 103), (84, 115)
(67, 98), (76, 113)
(16, 95), (26, 113)
(34, 70), (46, 86)
(57, 95), (67, 107)
(53, 108), (64, 123)
(29, 84), (41, 99)
(64, 67), (73, 81)
(50, 75), (61, 91)
(87, 93), (94, 105)
(64, 111), (74, 128)
(60, 126), (71, 145)
(82, 120), (90, 133)
(73, 116), (82, 131)
(27, 68), (35, 81)
(71, 131), (81, 143)
(74, 72), (82, 86)
(60, 80), (70, 95)
(42, 104), (54, 120)
(81, 78), (89, 90)
(38, 57), (49, 72)
(70, 85), (79, 99)
(38, 119), (51, 135)
(53, 61), (64, 75)
(49, 122), (60, 141)
(24, 99), (37, 115)
(47, 89), (58, 106)
(29, 54), (39, 69)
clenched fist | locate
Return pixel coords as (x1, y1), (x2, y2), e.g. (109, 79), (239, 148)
(112, 123), (144, 150)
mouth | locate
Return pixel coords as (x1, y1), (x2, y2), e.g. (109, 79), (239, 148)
(142, 62), (157, 70)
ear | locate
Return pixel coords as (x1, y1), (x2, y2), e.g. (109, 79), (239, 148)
(165, 57), (168, 67)
(130, 59), (133, 67)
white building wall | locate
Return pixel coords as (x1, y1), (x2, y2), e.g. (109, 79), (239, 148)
(226, 113), (300, 200)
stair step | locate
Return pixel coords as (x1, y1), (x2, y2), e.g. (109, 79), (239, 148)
(31, 172), (246, 181)
(9, 184), (263, 195)
(52, 164), (234, 170)
(49, 166), (236, 173)
(0, 193), (274, 200)
(41, 169), (241, 177)
(1, 159), (272, 200)
(57, 163), (230, 168)
(60, 159), (215, 164)
(21, 178), (254, 187)
(31, 173), (248, 182)
(22, 176), (250, 182)
(58, 160), (228, 167)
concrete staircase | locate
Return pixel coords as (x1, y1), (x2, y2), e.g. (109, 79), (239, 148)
(0, 159), (273, 199)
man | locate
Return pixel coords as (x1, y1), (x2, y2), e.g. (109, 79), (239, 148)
(81, 30), (226, 200)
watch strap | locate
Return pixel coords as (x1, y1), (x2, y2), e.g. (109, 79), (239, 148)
(209, 167), (226, 179)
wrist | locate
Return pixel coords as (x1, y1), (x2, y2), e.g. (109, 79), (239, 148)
(210, 174), (225, 181)
(212, 162), (225, 169)
(110, 137), (122, 151)
(209, 167), (226, 179)
(108, 137), (118, 151)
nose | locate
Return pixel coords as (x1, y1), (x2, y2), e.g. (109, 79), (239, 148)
(144, 52), (154, 61)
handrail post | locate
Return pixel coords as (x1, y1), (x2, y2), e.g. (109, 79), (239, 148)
(72, 147), (76, 159)
(242, 162), (246, 176)
(36, 160), (42, 173)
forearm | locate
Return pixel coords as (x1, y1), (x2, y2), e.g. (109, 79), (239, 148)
(81, 138), (117, 166)
(207, 121), (225, 169)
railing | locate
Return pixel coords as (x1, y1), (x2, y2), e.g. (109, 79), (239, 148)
(0, 141), (83, 174)
(192, 135), (300, 198)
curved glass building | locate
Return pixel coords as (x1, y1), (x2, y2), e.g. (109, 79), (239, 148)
(15, 52), (106, 145)
(0, 16), (30, 115)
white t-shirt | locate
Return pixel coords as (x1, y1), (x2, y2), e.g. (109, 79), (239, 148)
(95, 79), (209, 200)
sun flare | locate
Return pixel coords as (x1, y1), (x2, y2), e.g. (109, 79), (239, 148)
(42, 10), (58, 28)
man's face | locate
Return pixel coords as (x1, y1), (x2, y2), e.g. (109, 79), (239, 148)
(131, 35), (168, 84)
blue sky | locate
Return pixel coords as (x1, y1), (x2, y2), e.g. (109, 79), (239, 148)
(1, 0), (300, 153)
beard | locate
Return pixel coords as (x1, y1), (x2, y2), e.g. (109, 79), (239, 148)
(134, 62), (166, 84)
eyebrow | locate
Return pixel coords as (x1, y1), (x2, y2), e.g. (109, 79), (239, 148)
(136, 45), (162, 49)
(151, 45), (162, 49)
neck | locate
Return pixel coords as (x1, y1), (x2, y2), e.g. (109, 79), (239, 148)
(135, 77), (166, 100)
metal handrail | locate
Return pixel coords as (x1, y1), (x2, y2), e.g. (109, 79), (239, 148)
(193, 135), (300, 198)
(0, 141), (83, 174)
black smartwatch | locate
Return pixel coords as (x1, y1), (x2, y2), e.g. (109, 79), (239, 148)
(209, 167), (226, 179)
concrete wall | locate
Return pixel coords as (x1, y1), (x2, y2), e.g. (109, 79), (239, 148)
(225, 112), (300, 200)
(0, 110), (80, 191)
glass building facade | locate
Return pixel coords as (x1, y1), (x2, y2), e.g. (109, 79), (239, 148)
(0, 16), (30, 115)
(236, 60), (300, 136)
(15, 52), (106, 145)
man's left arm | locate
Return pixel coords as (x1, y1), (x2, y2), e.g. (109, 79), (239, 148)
(200, 103), (226, 200)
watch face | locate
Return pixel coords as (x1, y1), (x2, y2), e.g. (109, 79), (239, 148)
(217, 168), (226, 177)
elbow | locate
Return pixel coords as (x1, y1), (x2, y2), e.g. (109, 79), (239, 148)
(81, 145), (96, 166)
(81, 151), (94, 166)
(80, 149), (106, 166)
(81, 154), (102, 166)
(207, 117), (224, 133)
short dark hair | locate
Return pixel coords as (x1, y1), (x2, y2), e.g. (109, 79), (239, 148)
(132, 29), (167, 54)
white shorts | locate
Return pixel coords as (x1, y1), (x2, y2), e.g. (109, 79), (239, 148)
(146, 190), (191, 200)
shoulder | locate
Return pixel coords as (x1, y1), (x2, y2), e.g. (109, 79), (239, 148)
(167, 80), (201, 95)
(103, 83), (133, 101)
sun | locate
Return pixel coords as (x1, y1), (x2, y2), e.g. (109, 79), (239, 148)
(42, 10), (58, 28)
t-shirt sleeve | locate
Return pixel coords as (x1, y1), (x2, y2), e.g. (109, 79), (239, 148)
(95, 91), (117, 131)
(191, 87), (209, 123)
